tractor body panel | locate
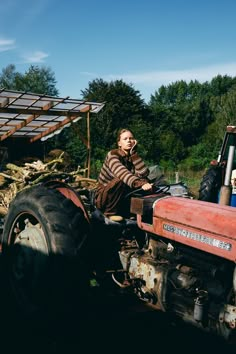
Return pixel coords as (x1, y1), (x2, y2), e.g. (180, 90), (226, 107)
(132, 195), (236, 261)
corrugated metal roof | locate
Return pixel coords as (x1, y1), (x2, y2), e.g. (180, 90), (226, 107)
(0, 89), (105, 143)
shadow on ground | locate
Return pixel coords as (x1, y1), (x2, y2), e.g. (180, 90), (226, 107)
(0, 283), (235, 354)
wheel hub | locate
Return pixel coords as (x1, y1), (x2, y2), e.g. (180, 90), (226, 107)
(12, 225), (49, 282)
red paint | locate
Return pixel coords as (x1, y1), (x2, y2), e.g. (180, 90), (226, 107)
(42, 180), (90, 223)
(57, 187), (90, 223)
(138, 196), (236, 262)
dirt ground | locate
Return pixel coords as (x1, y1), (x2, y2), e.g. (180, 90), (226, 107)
(0, 225), (234, 354)
(0, 278), (235, 354)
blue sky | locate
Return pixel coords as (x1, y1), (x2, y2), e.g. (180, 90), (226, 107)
(0, 0), (236, 103)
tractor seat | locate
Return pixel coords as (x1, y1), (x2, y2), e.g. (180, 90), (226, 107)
(91, 208), (137, 227)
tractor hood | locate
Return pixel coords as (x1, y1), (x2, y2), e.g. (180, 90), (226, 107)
(131, 195), (236, 262)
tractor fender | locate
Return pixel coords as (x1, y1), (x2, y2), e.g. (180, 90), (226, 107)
(42, 180), (90, 223)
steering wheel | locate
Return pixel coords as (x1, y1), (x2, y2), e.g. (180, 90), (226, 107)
(125, 184), (170, 199)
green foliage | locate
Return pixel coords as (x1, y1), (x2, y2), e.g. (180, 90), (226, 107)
(159, 158), (176, 171)
(50, 125), (87, 168)
(216, 89), (236, 126)
(128, 118), (154, 161)
(0, 64), (58, 96)
(149, 79), (214, 151)
(179, 143), (211, 170)
(90, 158), (104, 179)
(148, 75), (236, 171)
(158, 130), (185, 167)
(189, 87), (236, 170)
(2, 62), (236, 178)
(81, 78), (152, 157)
(0, 64), (22, 90)
(65, 135), (87, 168)
(20, 65), (59, 96)
(209, 75), (236, 96)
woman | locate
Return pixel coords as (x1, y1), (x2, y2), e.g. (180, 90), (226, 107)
(94, 128), (152, 218)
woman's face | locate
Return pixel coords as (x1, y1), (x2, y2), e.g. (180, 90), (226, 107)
(118, 131), (135, 153)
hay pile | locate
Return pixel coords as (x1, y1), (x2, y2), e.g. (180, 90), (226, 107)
(0, 150), (98, 216)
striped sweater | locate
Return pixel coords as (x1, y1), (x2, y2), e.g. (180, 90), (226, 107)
(98, 148), (149, 188)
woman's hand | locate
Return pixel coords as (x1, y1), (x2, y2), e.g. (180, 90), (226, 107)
(130, 139), (138, 155)
(141, 182), (153, 191)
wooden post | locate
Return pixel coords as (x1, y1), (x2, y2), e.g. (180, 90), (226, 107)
(175, 171), (179, 183)
(86, 110), (91, 178)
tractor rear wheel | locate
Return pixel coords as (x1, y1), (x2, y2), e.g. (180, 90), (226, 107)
(198, 167), (222, 203)
(1, 184), (91, 317)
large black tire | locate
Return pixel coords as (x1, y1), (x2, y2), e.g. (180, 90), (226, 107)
(1, 184), (91, 316)
(198, 167), (222, 203)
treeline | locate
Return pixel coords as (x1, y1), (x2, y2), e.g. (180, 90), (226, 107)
(1, 64), (236, 177)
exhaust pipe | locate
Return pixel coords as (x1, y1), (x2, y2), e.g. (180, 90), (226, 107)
(219, 145), (235, 206)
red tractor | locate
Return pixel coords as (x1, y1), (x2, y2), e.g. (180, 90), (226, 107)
(199, 125), (236, 207)
(1, 167), (236, 343)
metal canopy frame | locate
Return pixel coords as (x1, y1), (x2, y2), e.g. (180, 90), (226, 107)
(0, 89), (105, 177)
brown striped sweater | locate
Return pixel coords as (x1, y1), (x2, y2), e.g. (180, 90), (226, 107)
(98, 148), (149, 188)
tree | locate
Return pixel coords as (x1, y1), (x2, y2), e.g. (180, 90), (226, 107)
(149, 80), (215, 157)
(0, 64), (23, 90)
(198, 87), (236, 165)
(81, 78), (152, 154)
(18, 65), (59, 96)
(0, 64), (59, 96)
(209, 75), (236, 96)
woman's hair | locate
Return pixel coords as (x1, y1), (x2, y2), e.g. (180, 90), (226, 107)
(116, 128), (134, 144)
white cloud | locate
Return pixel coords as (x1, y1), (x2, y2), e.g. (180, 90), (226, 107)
(21, 50), (49, 63)
(77, 62), (236, 102)
(0, 38), (15, 52)
(80, 71), (99, 77)
(106, 62), (236, 88)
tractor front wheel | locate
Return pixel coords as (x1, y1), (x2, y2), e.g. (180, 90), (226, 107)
(1, 184), (91, 317)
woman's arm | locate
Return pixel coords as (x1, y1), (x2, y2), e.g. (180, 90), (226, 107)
(107, 152), (138, 188)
